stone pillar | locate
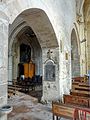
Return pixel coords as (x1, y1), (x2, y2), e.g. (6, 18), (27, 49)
(0, 17), (9, 120)
(41, 47), (60, 102)
(8, 50), (13, 84)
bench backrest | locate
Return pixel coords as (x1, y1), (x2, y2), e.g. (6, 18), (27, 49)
(63, 94), (90, 108)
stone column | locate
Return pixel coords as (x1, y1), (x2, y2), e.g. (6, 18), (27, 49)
(8, 50), (13, 85)
(0, 18), (9, 120)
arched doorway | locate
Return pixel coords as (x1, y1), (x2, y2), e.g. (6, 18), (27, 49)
(71, 29), (80, 77)
(8, 8), (59, 101)
(9, 25), (42, 100)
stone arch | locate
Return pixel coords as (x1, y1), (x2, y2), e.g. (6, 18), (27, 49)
(8, 25), (42, 82)
(9, 8), (58, 48)
(76, 0), (85, 15)
(80, 0), (85, 13)
(5, 0), (53, 25)
(4, 0), (58, 48)
(9, 22), (28, 52)
(71, 28), (80, 77)
(72, 23), (81, 55)
(9, 23), (34, 58)
(8, 22), (30, 82)
(7, 3), (59, 101)
(8, 7), (58, 81)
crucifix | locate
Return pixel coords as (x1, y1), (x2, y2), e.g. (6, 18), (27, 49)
(47, 49), (53, 59)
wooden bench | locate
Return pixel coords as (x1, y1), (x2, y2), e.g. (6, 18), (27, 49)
(72, 81), (90, 89)
(52, 102), (74, 120)
(70, 91), (90, 98)
(52, 102), (90, 120)
(72, 77), (85, 82)
(71, 81), (90, 98)
(71, 89), (90, 96)
(8, 85), (22, 91)
(8, 79), (36, 92)
(63, 94), (90, 107)
(72, 76), (88, 83)
(72, 84), (90, 91)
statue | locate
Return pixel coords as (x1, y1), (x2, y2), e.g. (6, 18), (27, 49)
(47, 49), (53, 59)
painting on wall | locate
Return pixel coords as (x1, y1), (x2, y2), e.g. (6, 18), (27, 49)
(44, 60), (55, 81)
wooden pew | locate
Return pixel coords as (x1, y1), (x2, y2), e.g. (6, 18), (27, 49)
(71, 89), (90, 97)
(72, 77), (85, 82)
(52, 102), (74, 120)
(72, 81), (90, 89)
(52, 102), (90, 120)
(72, 83), (90, 90)
(72, 76), (89, 83)
(71, 81), (90, 97)
(63, 94), (90, 107)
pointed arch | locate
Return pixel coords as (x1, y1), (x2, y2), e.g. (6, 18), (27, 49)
(71, 28), (80, 77)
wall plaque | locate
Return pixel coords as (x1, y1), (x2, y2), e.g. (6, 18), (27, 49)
(44, 61), (55, 81)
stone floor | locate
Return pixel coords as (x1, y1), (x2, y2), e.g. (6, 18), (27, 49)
(8, 92), (69, 120)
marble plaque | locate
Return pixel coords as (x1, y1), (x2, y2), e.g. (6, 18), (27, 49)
(44, 61), (55, 81)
